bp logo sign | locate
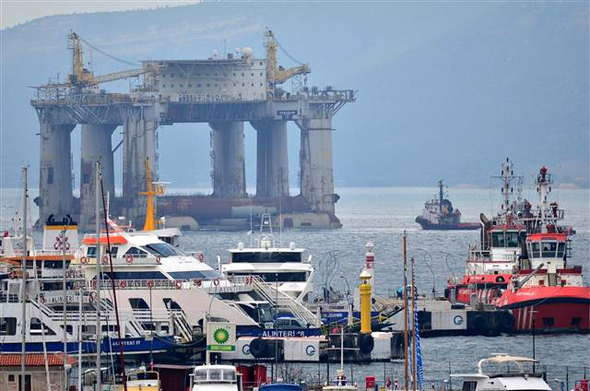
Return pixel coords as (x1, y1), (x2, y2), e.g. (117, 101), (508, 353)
(207, 322), (236, 352)
(213, 328), (230, 344)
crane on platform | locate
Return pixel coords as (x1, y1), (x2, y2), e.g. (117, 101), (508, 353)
(64, 31), (153, 89)
(264, 30), (310, 86)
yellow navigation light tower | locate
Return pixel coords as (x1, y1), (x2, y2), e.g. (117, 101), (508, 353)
(140, 158), (166, 231)
(359, 268), (373, 334)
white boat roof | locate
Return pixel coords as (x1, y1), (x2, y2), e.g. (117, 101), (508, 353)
(228, 247), (305, 253)
(194, 365), (236, 371)
(222, 263), (312, 272)
(483, 355), (538, 364)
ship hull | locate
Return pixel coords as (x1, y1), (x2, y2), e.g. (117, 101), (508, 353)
(415, 217), (480, 230)
(498, 286), (590, 333)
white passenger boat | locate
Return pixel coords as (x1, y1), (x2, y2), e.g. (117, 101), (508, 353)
(452, 354), (551, 391)
(221, 214), (314, 302)
(191, 365), (239, 391)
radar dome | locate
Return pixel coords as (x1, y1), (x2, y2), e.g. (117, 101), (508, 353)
(242, 47), (253, 58)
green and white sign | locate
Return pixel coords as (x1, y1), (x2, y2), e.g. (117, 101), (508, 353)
(206, 322), (236, 352)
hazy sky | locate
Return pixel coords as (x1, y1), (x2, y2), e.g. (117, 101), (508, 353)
(0, 0), (195, 29)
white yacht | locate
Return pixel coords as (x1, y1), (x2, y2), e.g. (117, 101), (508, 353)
(452, 354), (551, 391)
(221, 215), (314, 302)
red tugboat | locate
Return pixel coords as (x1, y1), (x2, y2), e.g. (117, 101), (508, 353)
(496, 167), (590, 333)
(415, 180), (479, 230)
(446, 162), (589, 333)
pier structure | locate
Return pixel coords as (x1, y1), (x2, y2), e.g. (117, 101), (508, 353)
(31, 31), (354, 230)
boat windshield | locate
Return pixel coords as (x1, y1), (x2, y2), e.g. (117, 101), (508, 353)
(128, 371), (158, 381)
(230, 271), (307, 282)
(529, 242), (566, 258)
(491, 232), (523, 248)
(144, 242), (184, 258)
(193, 368), (236, 383)
(232, 251), (302, 263)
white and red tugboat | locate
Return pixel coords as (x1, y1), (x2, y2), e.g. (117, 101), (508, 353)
(496, 167), (590, 333)
(446, 162), (589, 333)
(415, 180), (479, 230)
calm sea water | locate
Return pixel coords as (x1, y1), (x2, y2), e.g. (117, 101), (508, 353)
(1, 186), (588, 385)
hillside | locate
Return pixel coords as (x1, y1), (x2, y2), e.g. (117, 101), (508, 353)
(0, 2), (588, 189)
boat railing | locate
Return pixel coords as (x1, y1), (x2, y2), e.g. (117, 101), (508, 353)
(467, 249), (491, 262)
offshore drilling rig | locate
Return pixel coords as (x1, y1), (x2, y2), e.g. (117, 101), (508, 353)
(31, 30), (355, 230)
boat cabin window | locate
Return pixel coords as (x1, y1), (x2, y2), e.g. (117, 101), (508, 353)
(0, 317), (17, 335)
(103, 271), (168, 280)
(168, 270), (221, 280)
(231, 271), (307, 283)
(461, 381), (477, 391)
(163, 298), (182, 310)
(194, 369), (208, 381)
(491, 231), (521, 248)
(30, 317), (56, 335)
(129, 298), (150, 310)
(223, 371), (236, 381)
(530, 241), (565, 258)
(209, 369), (222, 381)
(128, 371), (158, 381)
(144, 242), (182, 258)
(87, 246), (118, 258)
(125, 247), (149, 257)
(231, 251), (302, 263)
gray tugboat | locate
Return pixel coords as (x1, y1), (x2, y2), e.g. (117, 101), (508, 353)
(415, 180), (479, 230)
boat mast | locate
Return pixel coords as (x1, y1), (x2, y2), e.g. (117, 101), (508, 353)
(94, 162), (103, 391)
(100, 177), (128, 391)
(61, 226), (68, 389)
(438, 180), (443, 215)
(402, 232), (409, 391)
(20, 166), (28, 390)
(411, 257), (417, 391)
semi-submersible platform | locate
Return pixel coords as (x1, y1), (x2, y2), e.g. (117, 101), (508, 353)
(31, 30), (355, 230)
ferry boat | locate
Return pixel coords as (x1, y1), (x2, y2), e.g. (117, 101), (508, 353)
(451, 354), (551, 391)
(221, 214), (314, 302)
(415, 180), (479, 230)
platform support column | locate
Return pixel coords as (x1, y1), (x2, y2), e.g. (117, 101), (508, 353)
(210, 121), (246, 197)
(296, 117), (336, 215)
(122, 108), (158, 224)
(37, 121), (75, 225)
(79, 124), (117, 229)
(252, 120), (289, 198)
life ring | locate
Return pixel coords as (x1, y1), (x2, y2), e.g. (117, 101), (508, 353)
(126, 255), (134, 264)
(246, 275), (253, 285)
(175, 280), (182, 289)
(102, 255), (109, 265)
(91, 280), (97, 289)
(80, 256), (88, 265)
(119, 280), (127, 288)
(147, 280), (154, 288)
(213, 279), (220, 287)
(197, 253), (205, 261)
(89, 292), (95, 303)
(155, 255), (161, 264)
(193, 279), (202, 287)
(39, 295), (45, 304)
